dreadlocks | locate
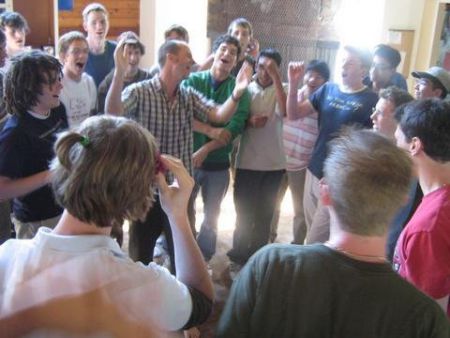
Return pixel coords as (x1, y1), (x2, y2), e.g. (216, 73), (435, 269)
(4, 50), (62, 117)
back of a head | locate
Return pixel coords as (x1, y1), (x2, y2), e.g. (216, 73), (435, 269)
(164, 24), (189, 43)
(324, 128), (412, 236)
(306, 59), (330, 82)
(373, 44), (401, 69)
(4, 50), (62, 117)
(379, 86), (414, 108)
(0, 11), (29, 32)
(51, 116), (158, 228)
(397, 99), (450, 163)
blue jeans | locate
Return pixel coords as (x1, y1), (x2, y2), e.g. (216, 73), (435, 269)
(192, 168), (230, 261)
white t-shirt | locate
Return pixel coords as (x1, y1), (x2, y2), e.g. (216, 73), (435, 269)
(60, 73), (97, 128)
(236, 81), (287, 171)
(0, 227), (192, 336)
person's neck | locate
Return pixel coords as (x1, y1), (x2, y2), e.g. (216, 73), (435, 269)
(87, 36), (105, 54)
(159, 69), (180, 101)
(326, 213), (388, 263)
(53, 210), (111, 236)
(417, 158), (450, 195)
(30, 105), (51, 117)
(7, 46), (23, 58)
(124, 67), (139, 81)
(210, 66), (230, 82)
(63, 68), (82, 82)
(340, 81), (366, 93)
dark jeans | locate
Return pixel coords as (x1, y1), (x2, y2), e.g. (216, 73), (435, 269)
(0, 200), (12, 245)
(228, 169), (285, 264)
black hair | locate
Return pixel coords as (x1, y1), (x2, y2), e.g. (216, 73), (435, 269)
(0, 11), (29, 33)
(257, 48), (282, 67)
(212, 34), (241, 59)
(397, 99), (450, 162)
(373, 44), (401, 68)
(306, 59), (330, 81)
(379, 86), (414, 108)
(5, 50), (62, 117)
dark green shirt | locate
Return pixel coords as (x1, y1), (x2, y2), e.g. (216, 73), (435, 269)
(217, 244), (450, 338)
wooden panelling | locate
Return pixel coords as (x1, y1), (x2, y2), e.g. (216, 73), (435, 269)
(58, 0), (140, 39)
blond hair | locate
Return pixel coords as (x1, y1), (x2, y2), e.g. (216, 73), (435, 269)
(51, 116), (157, 228)
(324, 128), (412, 236)
(82, 2), (108, 22)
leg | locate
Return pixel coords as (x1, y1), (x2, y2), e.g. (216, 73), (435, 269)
(249, 170), (285, 257)
(12, 214), (61, 239)
(196, 169), (230, 261)
(303, 169), (318, 236)
(269, 173), (288, 242)
(304, 173), (330, 244)
(228, 169), (260, 264)
(129, 198), (165, 265)
(287, 169), (307, 244)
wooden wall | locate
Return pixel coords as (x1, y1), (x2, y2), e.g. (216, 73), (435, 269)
(58, 0), (140, 39)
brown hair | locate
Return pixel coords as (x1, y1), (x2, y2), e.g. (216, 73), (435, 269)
(51, 116), (158, 228)
(324, 128), (412, 236)
(58, 31), (87, 56)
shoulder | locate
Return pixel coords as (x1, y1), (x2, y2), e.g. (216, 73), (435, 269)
(105, 40), (117, 52)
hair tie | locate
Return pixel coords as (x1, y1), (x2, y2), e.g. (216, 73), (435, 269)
(79, 136), (90, 147)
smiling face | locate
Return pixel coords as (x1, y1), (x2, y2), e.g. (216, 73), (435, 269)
(83, 10), (109, 42)
(304, 70), (326, 93)
(4, 25), (26, 56)
(256, 56), (277, 88)
(33, 71), (63, 114)
(61, 39), (89, 81)
(125, 45), (143, 74)
(212, 42), (238, 75)
(414, 77), (442, 99)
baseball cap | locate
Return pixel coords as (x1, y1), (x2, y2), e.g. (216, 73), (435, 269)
(411, 66), (450, 93)
(117, 31), (145, 54)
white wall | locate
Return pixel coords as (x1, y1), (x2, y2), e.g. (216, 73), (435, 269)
(139, 0), (208, 68)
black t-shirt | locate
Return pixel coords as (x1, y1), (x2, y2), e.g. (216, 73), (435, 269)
(0, 105), (68, 222)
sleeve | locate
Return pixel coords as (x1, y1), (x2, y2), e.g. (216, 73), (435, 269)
(401, 231), (450, 299)
(121, 84), (139, 120)
(97, 78), (108, 114)
(224, 89), (251, 140)
(87, 75), (98, 114)
(309, 83), (327, 113)
(188, 87), (214, 123)
(0, 130), (26, 179)
(180, 287), (213, 329)
(274, 83), (289, 117)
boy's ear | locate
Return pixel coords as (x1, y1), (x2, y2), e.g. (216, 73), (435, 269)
(409, 136), (423, 156)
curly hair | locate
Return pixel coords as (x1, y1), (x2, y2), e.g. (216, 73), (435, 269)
(4, 50), (62, 117)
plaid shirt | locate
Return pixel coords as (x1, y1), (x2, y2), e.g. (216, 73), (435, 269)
(122, 76), (212, 177)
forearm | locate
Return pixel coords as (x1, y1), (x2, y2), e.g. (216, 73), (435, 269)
(287, 86), (313, 120)
(0, 308), (37, 337)
(0, 171), (50, 200)
(105, 70), (125, 116)
(273, 76), (287, 116)
(193, 120), (213, 136)
(208, 93), (241, 124)
(170, 215), (214, 301)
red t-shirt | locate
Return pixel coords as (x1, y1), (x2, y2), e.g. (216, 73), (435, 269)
(394, 185), (450, 316)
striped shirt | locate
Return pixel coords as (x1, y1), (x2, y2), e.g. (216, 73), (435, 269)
(122, 76), (212, 177)
(283, 89), (318, 171)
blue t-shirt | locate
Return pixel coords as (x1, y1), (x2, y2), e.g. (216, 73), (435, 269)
(0, 105), (68, 222)
(85, 40), (117, 87)
(308, 83), (378, 178)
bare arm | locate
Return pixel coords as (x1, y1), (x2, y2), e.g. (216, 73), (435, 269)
(287, 62), (316, 120)
(0, 172), (50, 200)
(196, 54), (214, 72)
(265, 58), (287, 116)
(193, 130), (231, 168)
(193, 120), (230, 143)
(105, 40), (128, 116)
(156, 156), (214, 301)
(207, 61), (253, 124)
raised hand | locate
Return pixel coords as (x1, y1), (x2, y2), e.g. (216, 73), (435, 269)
(288, 61), (305, 86)
(234, 61), (253, 97)
(113, 39), (130, 78)
(265, 58), (281, 82)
